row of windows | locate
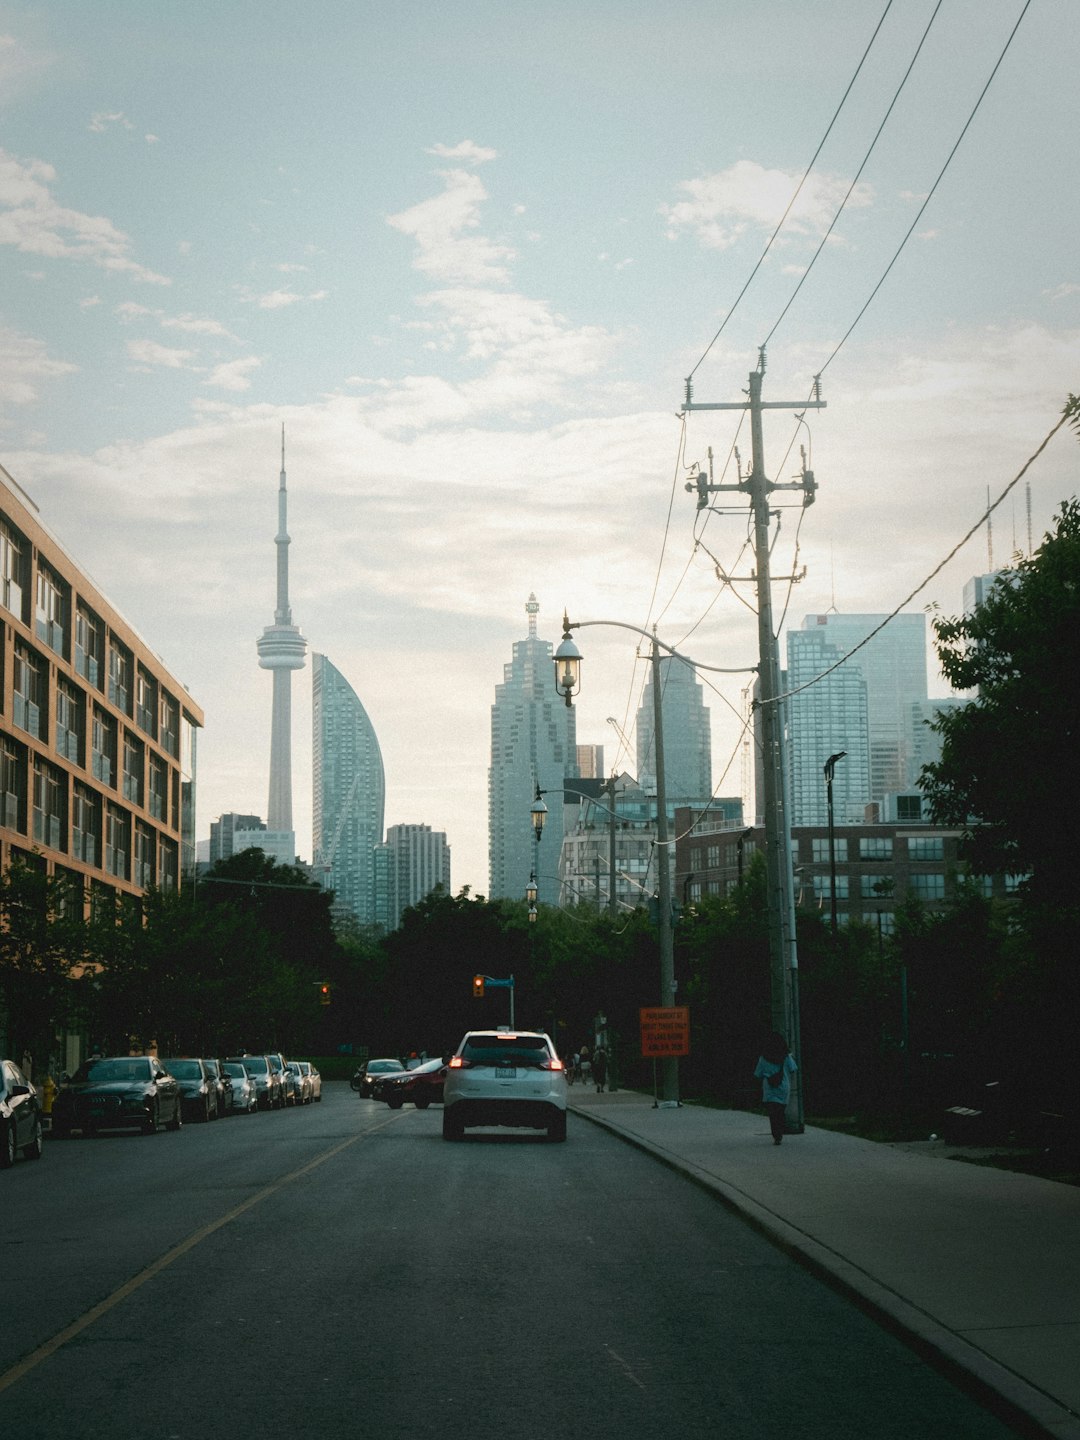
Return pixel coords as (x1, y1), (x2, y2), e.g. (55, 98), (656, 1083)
(8, 636), (178, 823)
(1, 734), (178, 888)
(806, 835), (946, 863)
(808, 873), (948, 902)
(2, 516), (181, 755)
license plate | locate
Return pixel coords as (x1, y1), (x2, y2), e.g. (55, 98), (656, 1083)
(496, 1065), (516, 1079)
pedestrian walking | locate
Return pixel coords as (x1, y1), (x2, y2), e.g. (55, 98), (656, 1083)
(579, 1044), (592, 1088)
(754, 1031), (797, 1145)
(592, 1046), (608, 1092)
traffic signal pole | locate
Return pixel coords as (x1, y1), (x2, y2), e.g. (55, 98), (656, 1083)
(683, 354), (824, 1132)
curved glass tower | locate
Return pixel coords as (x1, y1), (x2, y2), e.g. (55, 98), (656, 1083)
(313, 652), (385, 925)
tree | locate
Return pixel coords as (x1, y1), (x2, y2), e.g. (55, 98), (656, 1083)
(922, 468), (1080, 1055)
(0, 859), (86, 1074)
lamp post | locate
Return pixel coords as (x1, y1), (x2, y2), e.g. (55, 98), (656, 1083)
(554, 612), (755, 1108)
(824, 751), (847, 936)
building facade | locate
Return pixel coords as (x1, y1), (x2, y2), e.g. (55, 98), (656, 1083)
(635, 657), (712, 802)
(312, 652), (385, 925)
(675, 810), (1018, 930)
(784, 613), (928, 825)
(376, 822), (451, 931)
(0, 464), (203, 909)
(208, 812), (263, 865)
(488, 595), (576, 906)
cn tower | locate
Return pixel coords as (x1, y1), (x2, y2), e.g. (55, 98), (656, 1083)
(256, 427), (307, 834)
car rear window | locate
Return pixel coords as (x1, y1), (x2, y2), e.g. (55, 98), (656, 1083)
(461, 1036), (551, 1068)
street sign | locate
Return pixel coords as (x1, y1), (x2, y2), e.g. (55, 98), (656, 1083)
(483, 977), (514, 989)
(639, 1006), (690, 1058)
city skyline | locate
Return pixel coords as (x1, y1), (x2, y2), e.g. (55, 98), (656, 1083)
(2, 3), (1077, 895)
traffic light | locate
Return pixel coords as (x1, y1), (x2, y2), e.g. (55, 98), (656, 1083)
(472, 974), (485, 998)
(319, 983), (331, 1006)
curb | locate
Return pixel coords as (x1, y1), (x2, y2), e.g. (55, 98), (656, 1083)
(569, 1101), (1080, 1440)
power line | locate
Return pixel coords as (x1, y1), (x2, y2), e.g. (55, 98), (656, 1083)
(762, 398), (1075, 711)
(686, 0), (895, 384)
(815, 0), (1032, 380)
(762, 0), (944, 352)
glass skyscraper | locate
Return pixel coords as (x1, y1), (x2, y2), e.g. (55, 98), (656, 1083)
(312, 652), (385, 925)
(784, 613), (927, 825)
(488, 595), (576, 905)
(635, 658), (712, 802)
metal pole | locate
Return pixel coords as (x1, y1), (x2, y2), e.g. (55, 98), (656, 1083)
(747, 367), (803, 1132)
(828, 770), (837, 934)
(607, 775), (618, 918)
(652, 634), (678, 1106)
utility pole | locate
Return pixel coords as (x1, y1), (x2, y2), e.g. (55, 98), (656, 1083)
(683, 352), (824, 1133)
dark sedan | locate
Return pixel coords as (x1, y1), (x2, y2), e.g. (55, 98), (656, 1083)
(50, 1056), (183, 1138)
(373, 1056), (447, 1109)
(1, 1058), (44, 1166)
(163, 1058), (219, 1122)
(355, 1058), (405, 1099)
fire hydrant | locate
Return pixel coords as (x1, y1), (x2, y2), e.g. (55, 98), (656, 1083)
(42, 1074), (58, 1118)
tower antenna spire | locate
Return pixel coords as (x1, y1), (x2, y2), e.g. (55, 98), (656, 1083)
(257, 427), (307, 835)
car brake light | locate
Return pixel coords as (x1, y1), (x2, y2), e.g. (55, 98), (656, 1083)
(448, 1056), (471, 1069)
(541, 1057), (565, 1071)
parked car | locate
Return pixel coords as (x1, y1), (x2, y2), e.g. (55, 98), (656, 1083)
(1, 1058), (44, 1166)
(225, 1054), (283, 1110)
(203, 1058), (233, 1116)
(297, 1060), (321, 1102)
(374, 1056), (447, 1109)
(355, 1058), (405, 1098)
(51, 1056), (183, 1138)
(283, 1061), (307, 1105)
(163, 1058), (219, 1122)
(266, 1052), (289, 1107)
(442, 1029), (567, 1141)
(221, 1060), (258, 1113)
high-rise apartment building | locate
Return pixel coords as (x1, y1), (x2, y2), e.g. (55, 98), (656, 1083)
(377, 823), (451, 931)
(312, 652), (385, 925)
(208, 812), (263, 864)
(635, 658), (712, 801)
(784, 613), (927, 824)
(0, 463), (202, 904)
(489, 595), (576, 905)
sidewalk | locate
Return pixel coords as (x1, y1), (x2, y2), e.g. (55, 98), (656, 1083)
(568, 1087), (1080, 1440)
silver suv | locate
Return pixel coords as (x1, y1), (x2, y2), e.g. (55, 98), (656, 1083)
(442, 1029), (567, 1142)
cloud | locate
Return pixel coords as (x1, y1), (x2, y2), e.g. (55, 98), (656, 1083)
(0, 325), (77, 408)
(204, 356), (262, 391)
(243, 288), (329, 310)
(162, 313), (239, 338)
(661, 160), (873, 250)
(388, 168), (515, 286)
(89, 111), (134, 133)
(78, 295), (102, 309)
(426, 140), (498, 166)
(145, 134), (160, 145)
(0, 147), (171, 283)
(126, 338), (195, 369)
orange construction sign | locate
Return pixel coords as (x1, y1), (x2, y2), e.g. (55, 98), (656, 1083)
(639, 1006), (690, 1058)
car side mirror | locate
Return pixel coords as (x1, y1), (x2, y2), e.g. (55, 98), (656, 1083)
(10, 1083), (30, 1098)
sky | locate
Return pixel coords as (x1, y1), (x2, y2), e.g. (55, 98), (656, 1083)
(1, 0), (1077, 900)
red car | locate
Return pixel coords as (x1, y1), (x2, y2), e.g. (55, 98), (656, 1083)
(374, 1057), (447, 1109)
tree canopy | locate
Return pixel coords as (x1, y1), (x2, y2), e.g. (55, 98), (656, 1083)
(922, 492), (1080, 915)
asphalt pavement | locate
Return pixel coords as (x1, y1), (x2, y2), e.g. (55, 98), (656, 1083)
(567, 1085), (1080, 1440)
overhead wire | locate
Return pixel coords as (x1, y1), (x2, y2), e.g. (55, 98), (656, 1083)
(761, 400), (1074, 712)
(685, 0), (896, 384)
(814, 0), (1032, 381)
(761, 0), (945, 352)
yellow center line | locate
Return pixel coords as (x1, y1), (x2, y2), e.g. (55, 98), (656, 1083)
(0, 1112), (402, 1394)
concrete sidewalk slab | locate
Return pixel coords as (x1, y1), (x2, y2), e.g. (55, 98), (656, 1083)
(568, 1088), (1080, 1440)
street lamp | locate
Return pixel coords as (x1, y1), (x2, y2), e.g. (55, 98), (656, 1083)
(555, 613), (755, 1109)
(530, 786), (548, 841)
(824, 751), (847, 936)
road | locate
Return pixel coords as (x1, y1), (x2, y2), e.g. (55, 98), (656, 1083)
(1, 1083), (1023, 1438)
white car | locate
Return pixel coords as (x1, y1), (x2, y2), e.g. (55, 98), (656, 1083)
(442, 1029), (567, 1142)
